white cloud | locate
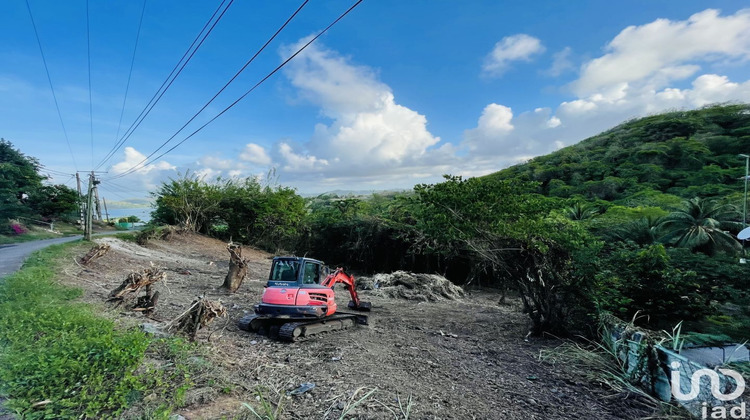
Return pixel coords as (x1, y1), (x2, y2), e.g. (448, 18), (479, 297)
(106, 147), (176, 193)
(278, 142), (328, 172)
(239, 143), (272, 165)
(279, 40), (441, 176)
(197, 155), (235, 171)
(482, 34), (545, 77)
(463, 105), (565, 160)
(572, 9), (750, 96)
(111, 147), (175, 175)
(463, 104), (514, 151)
(544, 47), (574, 77)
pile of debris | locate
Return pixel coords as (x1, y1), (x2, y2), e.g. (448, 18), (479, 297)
(79, 243), (110, 266)
(357, 271), (464, 302)
(107, 266), (165, 315)
(167, 297), (226, 340)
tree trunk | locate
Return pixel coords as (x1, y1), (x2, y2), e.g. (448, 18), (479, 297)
(222, 243), (247, 292)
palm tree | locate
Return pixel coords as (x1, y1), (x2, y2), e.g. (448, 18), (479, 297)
(564, 202), (600, 221)
(607, 216), (662, 245)
(658, 197), (743, 255)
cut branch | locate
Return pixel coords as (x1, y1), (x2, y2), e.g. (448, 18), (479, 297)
(79, 243), (110, 265)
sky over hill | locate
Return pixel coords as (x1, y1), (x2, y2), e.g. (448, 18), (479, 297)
(1, 1), (750, 201)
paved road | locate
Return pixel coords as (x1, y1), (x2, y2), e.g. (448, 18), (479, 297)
(0, 231), (129, 279)
(0, 236), (85, 279)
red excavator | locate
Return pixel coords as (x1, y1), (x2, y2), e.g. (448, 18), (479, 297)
(237, 256), (371, 341)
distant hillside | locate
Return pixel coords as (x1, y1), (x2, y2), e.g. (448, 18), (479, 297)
(105, 199), (152, 209)
(488, 104), (750, 205)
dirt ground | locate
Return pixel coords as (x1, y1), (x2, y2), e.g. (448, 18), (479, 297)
(64, 232), (662, 420)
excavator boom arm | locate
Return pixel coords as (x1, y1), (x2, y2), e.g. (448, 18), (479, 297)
(322, 268), (366, 309)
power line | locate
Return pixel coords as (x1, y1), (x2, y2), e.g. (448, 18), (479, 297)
(25, 0), (78, 172)
(94, 0), (234, 171)
(108, 0), (363, 181)
(106, 0), (310, 178)
(38, 164), (75, 177)
(112, 0), (147, 149)
(86, 0), (94, 168)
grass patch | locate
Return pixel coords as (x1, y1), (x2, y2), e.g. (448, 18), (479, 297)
(0, 242), (195, 419)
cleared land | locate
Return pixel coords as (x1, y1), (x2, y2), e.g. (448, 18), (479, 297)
(61, 232), (657, 419)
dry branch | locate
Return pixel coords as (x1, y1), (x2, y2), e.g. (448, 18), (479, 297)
(167, 297), (226, 340)
(79, 243), (110, 265)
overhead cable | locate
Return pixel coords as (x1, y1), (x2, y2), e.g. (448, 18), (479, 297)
(94, 0), (234, 171)
(24, 0), (79, 171)
(108, 0), (363, 180)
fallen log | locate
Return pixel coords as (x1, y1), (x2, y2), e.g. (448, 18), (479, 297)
(79, 243), (110, 265)
(167, 297), (226, 340)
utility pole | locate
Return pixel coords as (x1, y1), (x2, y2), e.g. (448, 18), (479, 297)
(84, 173), (101, 241)
(85, 173), (94, 240)
(76, 172), (84, 229)
(103, 197), (110, 224)
(92, 171), (102, 221)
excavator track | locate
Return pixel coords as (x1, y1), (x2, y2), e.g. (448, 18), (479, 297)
(239, 312), (367, 342)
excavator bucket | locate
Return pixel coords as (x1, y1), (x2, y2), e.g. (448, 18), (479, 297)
(348, 300), (372, 311)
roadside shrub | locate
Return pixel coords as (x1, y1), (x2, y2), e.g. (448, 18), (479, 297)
(10, 223), (26, 235)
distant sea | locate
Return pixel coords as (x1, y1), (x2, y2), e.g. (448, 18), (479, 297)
(105, 207), (152, 223)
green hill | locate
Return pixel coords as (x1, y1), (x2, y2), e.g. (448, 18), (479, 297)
(488, 104), (750, 206)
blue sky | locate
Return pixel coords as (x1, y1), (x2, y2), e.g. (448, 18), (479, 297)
(2, 1), (750, 205)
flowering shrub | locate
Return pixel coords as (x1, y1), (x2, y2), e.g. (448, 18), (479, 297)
(10, 224), (27, 235)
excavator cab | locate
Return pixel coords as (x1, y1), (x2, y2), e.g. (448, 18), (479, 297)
(267, 257), (330, 287)
(258, 257), (340, 318)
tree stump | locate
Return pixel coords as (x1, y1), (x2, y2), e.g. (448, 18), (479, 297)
(132, 286), (159, 316)
(167, 297), (226, 340)
(221, 243), (247, 293)
(79, 243), (110, 265)
(107, 266), (165, 315)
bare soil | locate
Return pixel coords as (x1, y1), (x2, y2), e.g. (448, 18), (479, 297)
(63, 232), (661, 419)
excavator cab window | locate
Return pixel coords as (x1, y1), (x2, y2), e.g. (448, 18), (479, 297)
(269, 259), (300, 284)
(302, 262), (320, 285)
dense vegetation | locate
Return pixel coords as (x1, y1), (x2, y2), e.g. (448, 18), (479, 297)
(0, 139), (79, 234)
(150, 104), (750, 340)
(491, 103), (750, 202)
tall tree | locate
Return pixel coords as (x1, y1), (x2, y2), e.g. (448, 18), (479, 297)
(0, 139), (76, 222)
(150, 172), (222, 232)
